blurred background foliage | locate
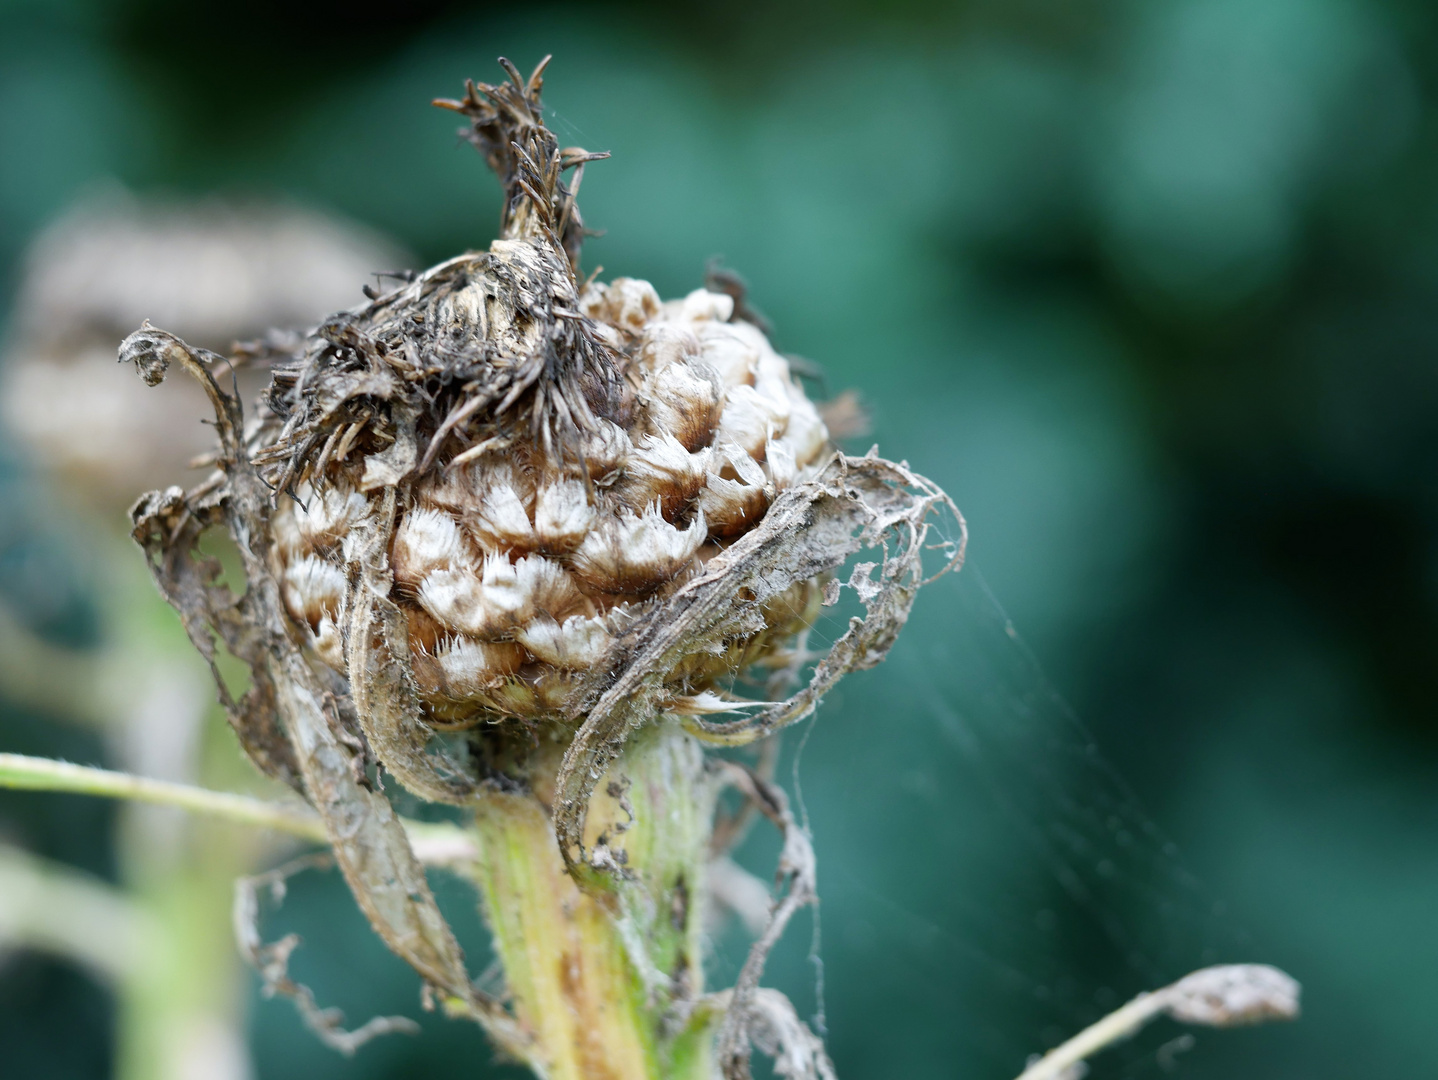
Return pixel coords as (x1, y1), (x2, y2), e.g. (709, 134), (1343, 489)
(2, 0), (1436, 1077)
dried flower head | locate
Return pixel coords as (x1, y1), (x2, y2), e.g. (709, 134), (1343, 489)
(120, 57), (964, 1075)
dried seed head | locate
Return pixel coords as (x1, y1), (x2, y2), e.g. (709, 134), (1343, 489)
(639, 358), (724, 451)
(391, 506), (473, 590)
(125, 56), (964, 869)
(254, 226), (830, 730)
(240, 62), (839, 741)
(122, 62), (964, 1070)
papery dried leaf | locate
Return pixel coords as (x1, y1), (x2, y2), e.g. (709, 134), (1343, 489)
(552, 452), (965, 880)
(122, 326), (529, 1058)
(129, 402), (302, 787)
(733, 989), (837, 1080)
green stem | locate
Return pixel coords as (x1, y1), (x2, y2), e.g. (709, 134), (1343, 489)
(0, 753), (327, 840)
(0, 736), (725, 1080)
(0, 753), (477, 865)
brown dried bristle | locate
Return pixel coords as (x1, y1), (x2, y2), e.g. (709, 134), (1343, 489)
(256, 57), (831, 731)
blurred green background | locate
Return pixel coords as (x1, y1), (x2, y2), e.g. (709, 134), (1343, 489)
(2, 0), (1436, 1077)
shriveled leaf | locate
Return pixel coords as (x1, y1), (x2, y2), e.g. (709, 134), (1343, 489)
(122, 326), (529, 1060)
(552, 452), (964, 880)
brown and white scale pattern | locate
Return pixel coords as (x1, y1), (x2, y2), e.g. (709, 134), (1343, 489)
(272, 279), (829, 728)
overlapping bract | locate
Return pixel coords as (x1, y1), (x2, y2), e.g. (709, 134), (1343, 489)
(273, 275), (829, 730)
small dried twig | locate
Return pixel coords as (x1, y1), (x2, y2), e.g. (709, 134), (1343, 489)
(703, 987), (836, 1080)
(707, 736), (781, 860)
(705, 856), (773, 938)
(711, 762), (833, 1080)
(234, 854), (421, 1055)
(1014, 964), (1301, 1080)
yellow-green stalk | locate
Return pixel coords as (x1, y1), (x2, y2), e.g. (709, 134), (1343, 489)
(466, 722), (716, 1079)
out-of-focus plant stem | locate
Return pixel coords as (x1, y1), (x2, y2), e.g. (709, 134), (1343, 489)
(1015, 964), (1302, 1080)
(0, 842), (156, 984)
(0, 754), (325, 839)
(0, 531), (271, 1080)
(0, 604), (107, 726)
(0, 752), (479, 863)
(99, 551), (260, 1080)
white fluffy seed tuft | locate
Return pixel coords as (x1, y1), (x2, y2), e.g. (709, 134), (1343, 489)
(392, 506), (472, 590)
(571, 504), (706, 594)
(716, 384), (783, 459)
(673, 288), (734, 323)
(643, 360), (723, 451)
(471, 470), (536, 550)
(635, 323), (701, 374)
(515, 614), (612, 669)
(282, 555), (346, 628)
(698, 442), (771, 537)
(613, 433), (710, 517)
(429, 637), (526, 700)
(418, 554), (580, 638)
(695, 322), (758, 386)
(533, 480), (595, 554)
(578, 276), (661, 333)
(295, 485), (371, 549)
